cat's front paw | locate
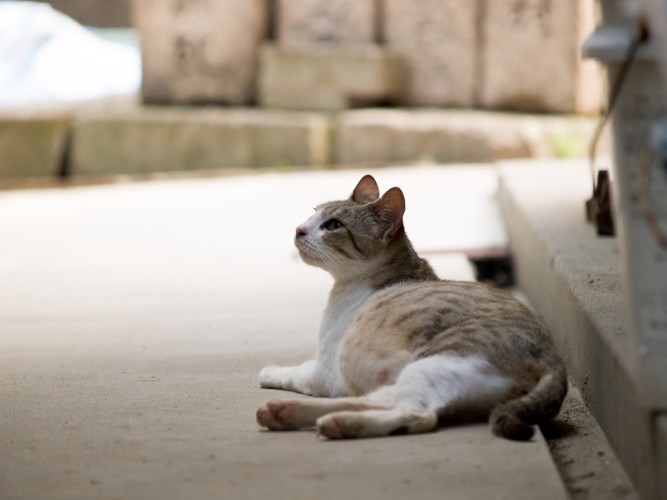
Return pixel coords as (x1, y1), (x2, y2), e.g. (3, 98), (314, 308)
(256, 400), (296, 431)
(259, 365), (284, 389)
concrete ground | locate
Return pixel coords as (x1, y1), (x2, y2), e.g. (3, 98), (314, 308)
(1, 165), (573, 499)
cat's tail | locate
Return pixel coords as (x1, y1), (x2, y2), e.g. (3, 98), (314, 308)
(489, 365), (568, 441)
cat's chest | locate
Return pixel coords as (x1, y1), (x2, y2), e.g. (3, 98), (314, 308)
(321, 283), (374, 340)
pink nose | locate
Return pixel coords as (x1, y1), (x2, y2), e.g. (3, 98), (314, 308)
(296, 225), (307, 237)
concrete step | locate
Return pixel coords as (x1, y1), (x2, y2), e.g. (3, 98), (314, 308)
(334, 109), (596, 165)
(70, 102), (331, 175)
(0, 97), (599, 180)
(0, 108), (71, 178)
(498, 158), (666, 500)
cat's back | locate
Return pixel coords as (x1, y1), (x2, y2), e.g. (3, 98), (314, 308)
(355, 280), (533, 328)
(344, 279), (559, 376)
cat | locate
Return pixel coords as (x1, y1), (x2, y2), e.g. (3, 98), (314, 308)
(257, 174), (567, 440)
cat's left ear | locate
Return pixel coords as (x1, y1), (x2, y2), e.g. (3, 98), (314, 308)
(373, 187), (405, 241)
(351, 175), (380, 204)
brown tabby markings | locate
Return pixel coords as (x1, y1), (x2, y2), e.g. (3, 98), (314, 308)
(344, 228), (365, 256)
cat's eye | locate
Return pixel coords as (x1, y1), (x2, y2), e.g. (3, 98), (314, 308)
(321, 218), (344, 231)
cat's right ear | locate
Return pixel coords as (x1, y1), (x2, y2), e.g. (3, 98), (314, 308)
(373, 187), (405, 241)
(351, 175), (380, 204)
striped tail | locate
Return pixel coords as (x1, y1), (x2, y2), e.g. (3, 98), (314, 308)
(489, 367), (568, 441)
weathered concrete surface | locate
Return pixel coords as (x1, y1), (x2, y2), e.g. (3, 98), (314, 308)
(382, 0), (477, 107)
(71, 104), (331, 174)
(334, 109), (596, 165)
(258, 43), (404, 111)
(0, 166), (573, 500)
(498, 159), (663, 500)
(0, 110), (71, 178)
(542, 387), (639, 500)
(0, 96), (598, 178)
(276, 0), (378, 45)
(480, 0), (602, 113)
(132, 0), (267, 105)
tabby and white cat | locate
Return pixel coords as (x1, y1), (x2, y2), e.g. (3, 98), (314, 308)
(257, 175), (567, 440)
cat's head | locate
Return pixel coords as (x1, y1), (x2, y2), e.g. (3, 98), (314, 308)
(294, 175), (405, 278)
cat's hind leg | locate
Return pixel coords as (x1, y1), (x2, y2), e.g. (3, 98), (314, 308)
(256, 396), (389, 431)
(317, 408), (437, 439)
(317, 354), (513, 439)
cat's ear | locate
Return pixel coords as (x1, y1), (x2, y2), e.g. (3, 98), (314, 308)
(373, 187), (405, 240)
(351, 175), (380, 204)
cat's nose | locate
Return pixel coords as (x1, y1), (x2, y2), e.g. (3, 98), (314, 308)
(296, 225), (307, 237)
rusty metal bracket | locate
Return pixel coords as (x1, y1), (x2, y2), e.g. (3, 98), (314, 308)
(583, 23), (648, 238)
(585, 170), (615, 236)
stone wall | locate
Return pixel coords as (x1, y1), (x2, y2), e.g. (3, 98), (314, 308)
(276, 0), (378, 46)
(479, 0), (601, 113)
(132, 0), (267, 105)
(1, 0), (603, 179)
(42, 0), (131, 27)
(382, 0), (477, 107)
(130, 0), (600, 113)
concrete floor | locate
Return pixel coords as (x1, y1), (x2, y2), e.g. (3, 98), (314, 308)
(0, 165), (569, 499)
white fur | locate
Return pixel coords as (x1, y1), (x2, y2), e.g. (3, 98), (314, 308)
(259, 281), (373, 397)
(260, 208), (375, 397)
(258, 354), (515, 439)
(366, 354), (513, 414)
(315, 281), (373, 395)
(296, 208), (325, 235)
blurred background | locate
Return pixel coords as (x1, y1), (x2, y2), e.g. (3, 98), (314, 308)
(0, 0), (603, 180)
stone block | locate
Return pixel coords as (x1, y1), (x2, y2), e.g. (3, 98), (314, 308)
(41, 0), (131, 27)
(131, 0), (267, 105)
(71, 106), (331, 175)
(276, 0), (378, 46)
(382, 0), (477, 107)
(258, 43), (404, 111)
(335, 109), (534, 164)
(480, 0), (602, 113)
(0, 111), (71, 178)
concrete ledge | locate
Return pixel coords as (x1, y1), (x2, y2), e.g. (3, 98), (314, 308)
(71, 105), (331, 175)
(0, 110), (71, 178)
(0, 97), (598, 179)
(544, 386), (639, 499)
(335, 109), (596, 165)
(498, 159), (665, 500)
